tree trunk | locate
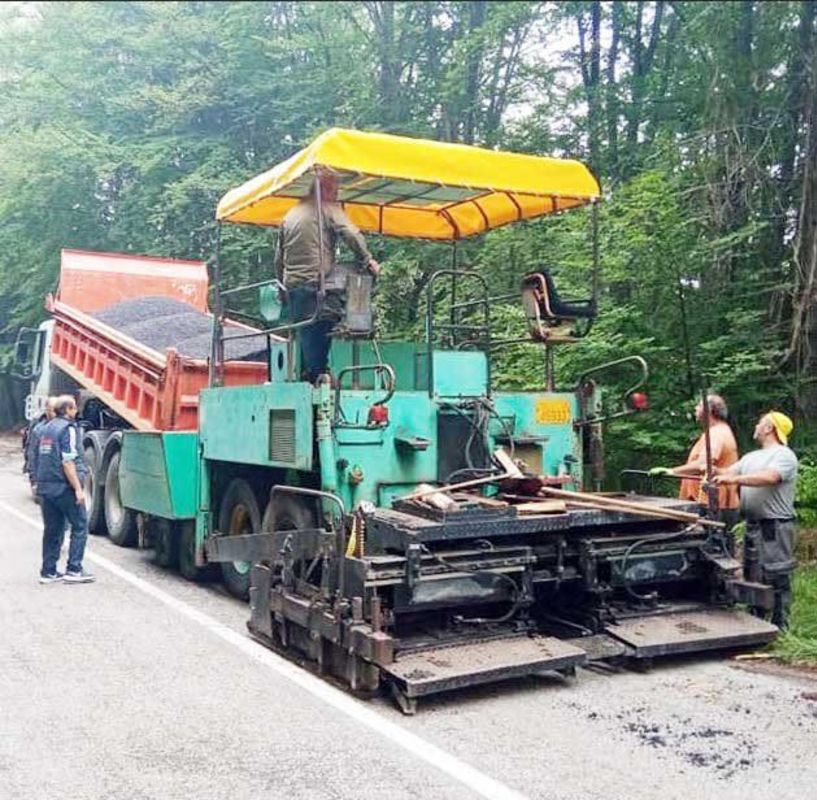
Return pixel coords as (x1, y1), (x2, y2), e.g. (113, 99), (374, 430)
(785, 40), (817, 422)
(463, 1), (487, 145)
(605, 0), (622, 181)
(623, 1), (664, 178)
(577, 1), (602, 171)
(773, 0), (817, 265)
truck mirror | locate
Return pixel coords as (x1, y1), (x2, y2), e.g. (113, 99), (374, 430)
(259, 284), (286, 324)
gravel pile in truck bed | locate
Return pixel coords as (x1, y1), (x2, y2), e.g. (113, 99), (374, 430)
(93, 296), (268, 361)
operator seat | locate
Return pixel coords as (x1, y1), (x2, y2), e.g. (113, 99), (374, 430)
(521, 269), (596, 342)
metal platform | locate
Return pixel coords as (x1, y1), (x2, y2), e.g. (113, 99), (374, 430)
(383, 635), (588, 699)
(604, 609), (778, 659)
(371, 495), (700, 547)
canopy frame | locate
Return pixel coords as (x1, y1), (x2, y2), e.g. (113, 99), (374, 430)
(215, 128), (600, 241)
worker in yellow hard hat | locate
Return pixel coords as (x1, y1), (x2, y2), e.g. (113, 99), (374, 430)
(713, 410), (798, 629)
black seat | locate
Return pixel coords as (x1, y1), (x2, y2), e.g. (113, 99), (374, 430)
(521, 270), (596, 342)
(532, 270), (595, 319)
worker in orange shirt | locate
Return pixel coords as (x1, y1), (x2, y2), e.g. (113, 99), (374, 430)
(650, 394), (740, 554)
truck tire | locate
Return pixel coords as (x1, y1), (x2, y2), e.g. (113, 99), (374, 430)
(178, 520), (219, 582)
(217, 478), (261, 600)
(104, 451), (138, 547)
(152, 517), (179, 569)
(261, 491), (318, 535)
(83, 446), (106, 534)
(261, 491), (319, 588)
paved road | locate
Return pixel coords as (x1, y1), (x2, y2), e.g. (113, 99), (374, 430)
(1, 435), (815, 800)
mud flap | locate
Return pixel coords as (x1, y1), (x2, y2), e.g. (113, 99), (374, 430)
(383, 635), (588, 701)
(604, 609), (778, 659)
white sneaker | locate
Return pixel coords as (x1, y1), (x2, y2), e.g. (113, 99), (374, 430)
(64, 569), (95, 584)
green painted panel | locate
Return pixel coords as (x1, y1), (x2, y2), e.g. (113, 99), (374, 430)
(492, 392), (582, 482)
(329, 340), (418, 392)
(120, 431), (198, 518)
(414, 350), (488, 398)
(199, 383), (313, 470)
(331, 390), (439, 510)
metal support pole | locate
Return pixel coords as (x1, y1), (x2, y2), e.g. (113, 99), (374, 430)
(591, 201), (600, 311)
(209, 223), (225, 388)
(700, 383), (719, 517)
(449, 242), (458, 348)
(545, 345), (555, 392)
(315, 169), (327, 302)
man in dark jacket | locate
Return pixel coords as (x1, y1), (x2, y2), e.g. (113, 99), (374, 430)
(35, 394), (94, 584)
(24, 396), (58, 496)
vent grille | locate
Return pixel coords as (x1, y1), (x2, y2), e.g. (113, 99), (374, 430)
(269, 409), (296, 463)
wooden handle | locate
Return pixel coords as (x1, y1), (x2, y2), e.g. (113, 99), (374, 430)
(540, 487), (725, 528)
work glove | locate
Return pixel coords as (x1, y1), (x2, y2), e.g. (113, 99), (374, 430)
(648, 467), (673, 477)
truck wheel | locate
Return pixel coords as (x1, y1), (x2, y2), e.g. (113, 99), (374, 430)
(261, 491), (318, 535)
(104, 451), (138, 547)
(178, 520), (219, 582)
(83, 446), (106, 534)
(261, 491), (319, 585)
(152, 518), (179, 569)
(218, 478), (261, 600)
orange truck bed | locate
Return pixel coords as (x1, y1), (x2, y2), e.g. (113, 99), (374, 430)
(48, 249), (269, 431)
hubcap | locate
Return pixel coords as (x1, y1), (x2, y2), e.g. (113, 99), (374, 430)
(84, 473), (94, 514)
(108, 470), (123, 528)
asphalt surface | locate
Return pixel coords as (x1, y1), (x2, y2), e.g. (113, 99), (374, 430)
(1, 435), (816, 800)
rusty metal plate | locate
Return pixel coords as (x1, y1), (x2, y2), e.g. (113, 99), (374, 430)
(605, 609), (778, 659)
(384, 636), (587, 698)
(565, 634), (627, 661)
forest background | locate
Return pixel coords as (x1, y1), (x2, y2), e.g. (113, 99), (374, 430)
(1, 0), (817, 493)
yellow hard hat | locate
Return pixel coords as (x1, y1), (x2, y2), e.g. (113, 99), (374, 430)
(767, 411), (793, 445)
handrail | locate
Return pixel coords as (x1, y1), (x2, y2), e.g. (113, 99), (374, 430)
(334, 363), (396, 426)
(267, 485), (347, 597)
(425, 269), (492, 397)
(574, 355), (649, 428)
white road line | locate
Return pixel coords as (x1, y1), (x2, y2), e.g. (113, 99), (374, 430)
(1, 500), (529, 800)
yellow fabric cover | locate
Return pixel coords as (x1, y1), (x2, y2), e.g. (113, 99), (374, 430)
(216, 128), (599, 240)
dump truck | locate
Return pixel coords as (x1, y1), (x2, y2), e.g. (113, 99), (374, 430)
(20, 129), (778, 712)
(16, 248), (269, 573)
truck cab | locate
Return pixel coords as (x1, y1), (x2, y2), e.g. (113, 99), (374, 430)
(14, 319), (55, 422)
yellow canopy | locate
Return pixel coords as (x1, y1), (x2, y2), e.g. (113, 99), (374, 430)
(216, 128), (599, 240)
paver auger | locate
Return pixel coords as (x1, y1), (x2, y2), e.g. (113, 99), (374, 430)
(197, 129), (777, 712)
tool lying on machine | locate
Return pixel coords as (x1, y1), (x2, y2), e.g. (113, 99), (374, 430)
(538, 486), (725, 528)
(399, 449), (523, 503)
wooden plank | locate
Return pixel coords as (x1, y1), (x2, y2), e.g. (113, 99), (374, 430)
(515, 500), (567, 515)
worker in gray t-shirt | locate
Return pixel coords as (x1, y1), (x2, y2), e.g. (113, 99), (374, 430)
(713, 411), (797, 629)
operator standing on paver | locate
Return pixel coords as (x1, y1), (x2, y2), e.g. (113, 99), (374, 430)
(275, 169), (381, 384)
(650, 394), (740, 553)
(35, 394), (95, 584)
(713, 411), (798, 629)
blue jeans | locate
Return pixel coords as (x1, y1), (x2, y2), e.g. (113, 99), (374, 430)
(288, 285), (336, 382)
(40, 488), (88, 576)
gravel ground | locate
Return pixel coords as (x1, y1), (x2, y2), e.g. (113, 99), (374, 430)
(1, 434), (815, 800)
(93, 296), (267, 361)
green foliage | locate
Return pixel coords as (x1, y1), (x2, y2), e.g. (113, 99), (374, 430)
(1, 0), (815, 459)
(771, 567), (817, 663)
(796, 462), (817, 528)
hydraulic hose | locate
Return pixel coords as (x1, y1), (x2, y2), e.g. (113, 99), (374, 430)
(419, 544), (522, 625)
(620, 524), (696, 603)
